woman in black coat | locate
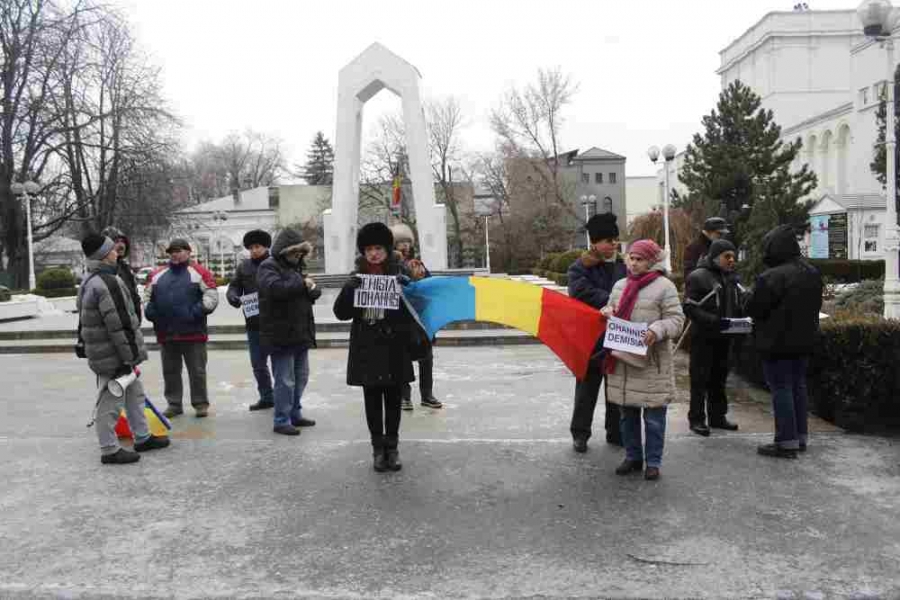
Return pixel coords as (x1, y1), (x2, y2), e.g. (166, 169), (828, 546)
(333, 222), (416, 472)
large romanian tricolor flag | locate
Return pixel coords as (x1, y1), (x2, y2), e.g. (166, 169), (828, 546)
(403, 277), (607, 380)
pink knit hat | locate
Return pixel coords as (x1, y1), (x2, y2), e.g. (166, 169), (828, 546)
(628, 239), (663, 264)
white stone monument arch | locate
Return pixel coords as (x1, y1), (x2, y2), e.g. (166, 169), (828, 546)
(323, 43), (447, 273)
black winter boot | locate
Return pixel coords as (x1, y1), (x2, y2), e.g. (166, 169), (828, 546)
(372, 436), (388, 472)
(384, 436), (402, 472)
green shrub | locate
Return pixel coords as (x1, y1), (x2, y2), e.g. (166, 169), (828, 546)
(0, 286), (10, 302)
(808, 259), (884, 283)
(552, 250), (582, 274)
(32, 287), (77, 298)
(834, 279), (885, 316)
(731, 314), (900, 432)
(808, 316), (900, 432)
(36, 268), (75, 290)
(554, 273), (568, 286)
(214, 277), (231, 287)
(538, 254), (557, 271)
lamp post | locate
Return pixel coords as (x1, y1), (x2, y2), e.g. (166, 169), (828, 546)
(859, 0), (900, 319)
(579, 194), (597, 248)
(212, 211), (229, 279)
(648, 144), (677, 272)
(10, 180), (40, 290)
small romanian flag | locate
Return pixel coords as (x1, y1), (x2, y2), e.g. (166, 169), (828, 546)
(403, 276), (607, 379)
(115, 397), (172, 438)
(391, 175), (402, 212)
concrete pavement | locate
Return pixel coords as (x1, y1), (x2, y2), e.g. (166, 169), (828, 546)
(0, 347), (898, 599)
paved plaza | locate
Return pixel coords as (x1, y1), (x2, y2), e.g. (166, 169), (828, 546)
(0, 346), (898, 599)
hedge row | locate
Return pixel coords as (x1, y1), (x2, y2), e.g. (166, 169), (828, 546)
(809, 259), (884, 283)
(36, 268), (75, 290)
(731, 315), (900, 433)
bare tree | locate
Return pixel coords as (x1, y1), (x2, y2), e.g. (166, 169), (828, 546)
(187, 130), (285, 203)
(427, 96), (470, 267)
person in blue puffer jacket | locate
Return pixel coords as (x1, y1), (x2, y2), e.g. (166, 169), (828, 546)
(144, 238), (219, 419)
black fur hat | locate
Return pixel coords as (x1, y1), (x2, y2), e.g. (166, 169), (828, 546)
(356, 222), (394, 255)
(586, 213), (619, 243)
(242, 229), (272, 249)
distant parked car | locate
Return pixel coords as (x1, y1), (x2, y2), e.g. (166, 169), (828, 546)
(135, 266), (155, 285)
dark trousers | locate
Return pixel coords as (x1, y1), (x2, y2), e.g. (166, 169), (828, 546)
(160, 341), (209, 409)
(688, 337), (731, 425)
(570, 357), (619, 442)
(364, 385), (402, 445)
(400, 357), (433, 400)
(762, 357), (809, 450)
(246, 330), (273, 403)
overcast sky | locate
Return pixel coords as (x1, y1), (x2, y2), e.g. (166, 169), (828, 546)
(113, 0), (857, 178)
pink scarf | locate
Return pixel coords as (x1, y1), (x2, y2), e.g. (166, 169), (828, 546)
(604, 270), (661, 374)
(615, 271), (661, 320)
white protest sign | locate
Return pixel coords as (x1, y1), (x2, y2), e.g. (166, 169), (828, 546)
(723, 317), (753, 334)
(603, 316), (649, 356)
(354, 275), (401, 310)
(240, 292), (259, 318)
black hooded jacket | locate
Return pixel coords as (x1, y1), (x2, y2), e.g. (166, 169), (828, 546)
(745, 225), (823, 358)
(226, 251), (269, 331)
(684, 255), (744, 339)
(101, 226), (142, 324)
(256, 229), (321, 349)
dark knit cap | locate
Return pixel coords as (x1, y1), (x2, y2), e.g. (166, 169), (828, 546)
(81, 233), (115, 260)
(242, 229), (272, 249)
(165, 238), (191, 253)
(586, 213), (619, 243)
(356, 222), (393, 254)
(703, 217), (730, 233)
(708, 239), (736, 261)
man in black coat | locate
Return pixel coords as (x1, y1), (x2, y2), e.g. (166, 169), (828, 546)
(227, 229), (275, 411)
(745, 224), (823, 459)
(684, 239), (745, 436)
(683, 217), (729, 278)
(257, 228), (321, 436)
(566, 213), (628, 452)
(101, 226), (143, 323)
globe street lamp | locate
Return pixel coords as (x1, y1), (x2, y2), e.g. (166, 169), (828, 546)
(648, 144), (677, 272)
(579, 194), (597, 248)
(859, 0), (900, 319)
(212, 211), (229, 279)
(10, 180), (41, 290)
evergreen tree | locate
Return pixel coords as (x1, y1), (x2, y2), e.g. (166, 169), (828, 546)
(680, 80), (817, 279)
(300, 131), (335, 185)
(869, 64), (900, 221)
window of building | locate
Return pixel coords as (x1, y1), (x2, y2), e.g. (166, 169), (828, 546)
(875, 81), (887, 101)
(595, 172), (603, 184)
(581, 173), (589, 184)
(859, 87), (870, 106)
(268, 186), (280, 209)
(609, 172), (617, 184)
(864, 223), (880, 252)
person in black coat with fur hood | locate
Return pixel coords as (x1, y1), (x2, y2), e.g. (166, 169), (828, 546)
(257, 228), (321, 436)
(333, 222), (417, 472)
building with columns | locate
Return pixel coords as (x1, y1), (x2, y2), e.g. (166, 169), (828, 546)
(660, 8), (894, 260)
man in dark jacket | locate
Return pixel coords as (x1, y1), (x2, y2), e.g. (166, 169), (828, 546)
(257, 228), (321, 436)
(79, 233), (169, 464)
(684, 239), (744, 436)
(745, 224), (823, 459)
(101, 226), (142, 323)
(145, 238), (219, 419)
(227, 229), (275, 411)
(566, 213), (628, 452)
(390, 223), (442, 411)
(683, 217), (730, 277)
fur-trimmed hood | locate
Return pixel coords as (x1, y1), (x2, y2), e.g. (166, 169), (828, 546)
(271, 228), (312, 258)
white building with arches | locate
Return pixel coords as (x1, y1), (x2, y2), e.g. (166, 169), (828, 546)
(672, 9), (892, 260)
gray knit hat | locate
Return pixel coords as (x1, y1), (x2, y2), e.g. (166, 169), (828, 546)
(81, 233), (116, 260)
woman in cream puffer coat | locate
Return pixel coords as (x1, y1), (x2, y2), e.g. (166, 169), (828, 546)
(603, 240), (685, 480)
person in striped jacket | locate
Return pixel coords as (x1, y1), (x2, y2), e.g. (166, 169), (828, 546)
(145, 238), (219, 419)
(79, 233), (170, 464)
